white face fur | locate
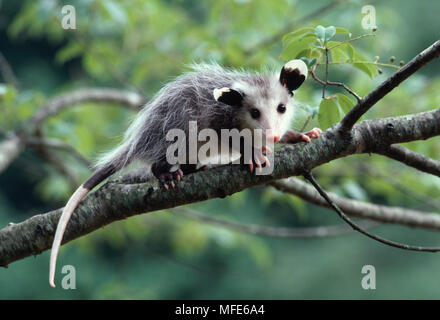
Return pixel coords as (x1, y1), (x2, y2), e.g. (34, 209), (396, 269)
(233, 76), (295, 145)
(213, 59), (308, 148)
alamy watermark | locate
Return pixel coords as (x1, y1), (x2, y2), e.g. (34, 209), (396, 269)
(361, 265), (376, 290)
(166, 121), (275, 175)
(61, 5), (76, 30)
(361, 5), (377, 30)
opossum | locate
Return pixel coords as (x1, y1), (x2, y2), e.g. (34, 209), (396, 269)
(49, 59), (321, 287)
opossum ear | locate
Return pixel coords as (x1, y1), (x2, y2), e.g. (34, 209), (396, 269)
(279, 59), (308, 95)
(213, 87), (243, 107)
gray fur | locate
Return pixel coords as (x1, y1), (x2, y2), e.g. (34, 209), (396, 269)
(96, 62), (296, 171)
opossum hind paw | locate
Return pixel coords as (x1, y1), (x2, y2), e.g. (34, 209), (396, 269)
(158, 169), (184, 190)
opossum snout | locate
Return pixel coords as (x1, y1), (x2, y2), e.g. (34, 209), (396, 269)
(263, 129), (280, 143)
(265, 134), (280, 143)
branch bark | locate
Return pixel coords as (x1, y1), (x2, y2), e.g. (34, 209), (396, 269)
(271, 178), (440, 229)
(1, 108), (440, 267)
(27, 88), (145, 130)
(376, 144), (440, 178)
(339, 40), (440, 132)
(0, 88), (144, 174)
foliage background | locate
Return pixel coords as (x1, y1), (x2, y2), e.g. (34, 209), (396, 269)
(1, 0), (440, 299)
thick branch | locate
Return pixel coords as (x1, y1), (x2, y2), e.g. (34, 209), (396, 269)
(303, 171), (440, 252)
(27, 88), (145, 129)
(0, 88), (144, 174)
(1, 108), (440, 267)
(271, 178), (440, 229)
(376, 144), (440, 178)
(339, 40), (440, 131)
(0, 134), (23, 173)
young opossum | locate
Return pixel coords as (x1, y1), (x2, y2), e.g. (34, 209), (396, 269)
(49, 59), (321, 287)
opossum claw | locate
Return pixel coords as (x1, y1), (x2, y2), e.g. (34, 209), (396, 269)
(158, 170), (182, 190)
(176, 169), (184, 182)
(262, 155), (270, 167)
(305, 127), (322, 139)
(254, 158), (262, 173)
(301, 134), (311, 143)
(248, 159), (254, 173)
(261, 145), (272, 154)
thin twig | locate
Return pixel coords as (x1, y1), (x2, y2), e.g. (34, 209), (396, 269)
(27, 137), (92, 168)
(339, 40), (440, 132)
(244, 0), (349, 56)
(300, 115), (311, 132)
(303, 171), (440, 252)
(311, 65), (361, 102)
(172, 207), (375, 238)
(271, 177), (440, 229)
(357, 163), (440, 212)
(0, 51), (18, 87)
(318, 61), (400, 69)
(322, 48), (329, 98)
(327, 33), (376, 50)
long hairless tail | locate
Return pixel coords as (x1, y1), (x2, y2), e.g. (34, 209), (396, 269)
(49, 164), (117, 288)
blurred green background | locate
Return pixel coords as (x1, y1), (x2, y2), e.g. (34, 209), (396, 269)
(1, 0), (440, 299)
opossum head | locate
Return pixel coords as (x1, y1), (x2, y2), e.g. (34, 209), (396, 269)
(213, 59), (308, 146)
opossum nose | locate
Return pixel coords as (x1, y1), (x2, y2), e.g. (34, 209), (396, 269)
(266, 135), (280, 143)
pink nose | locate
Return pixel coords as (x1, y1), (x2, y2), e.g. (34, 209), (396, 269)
(266, 135), (280, 143)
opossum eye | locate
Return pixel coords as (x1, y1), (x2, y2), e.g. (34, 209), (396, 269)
(250, 108), (260, 119)
(277, 103), (286, 114)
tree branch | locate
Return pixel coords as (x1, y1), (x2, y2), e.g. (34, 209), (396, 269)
(27, 88), (145, 130)
(303, 171), (440, 252)
(172, 207), (375, 238)
(338, 40), (440, 132)
(310, 67), (361, 102)
(1, 108), (440, 267)
(0, 51), (18, 87)
(376, 144), (440, 178)
(244, 0), (349, 56)
(0, 134), (23, 174)
(27, 137), (92, 167)
(271, 177), (440, 229)
(0, 88), (144, 174)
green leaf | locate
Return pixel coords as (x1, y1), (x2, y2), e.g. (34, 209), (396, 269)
(56, 41), (84, 64)
(315, 25), (326, 43)
(282, 27), (314, 46)
(324, 26), (336, 42)
(300, 57), (317, 68)
(318, 97), (343, 130)
(280, 34), (316, 60)
(335, 27), (352, 37)
(315, 25), (336, 44)
(335, 93), (355, 114)
(331, 47), (348, 63)
(343, 180), (368, 201)
(351, 50), (378, 79)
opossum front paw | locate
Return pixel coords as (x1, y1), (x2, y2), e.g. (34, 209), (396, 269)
(280, 128), (322, 144)
(158, 169), (184, 190)
(304, 127), (322, 139)
(244, 148), (271, 173)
